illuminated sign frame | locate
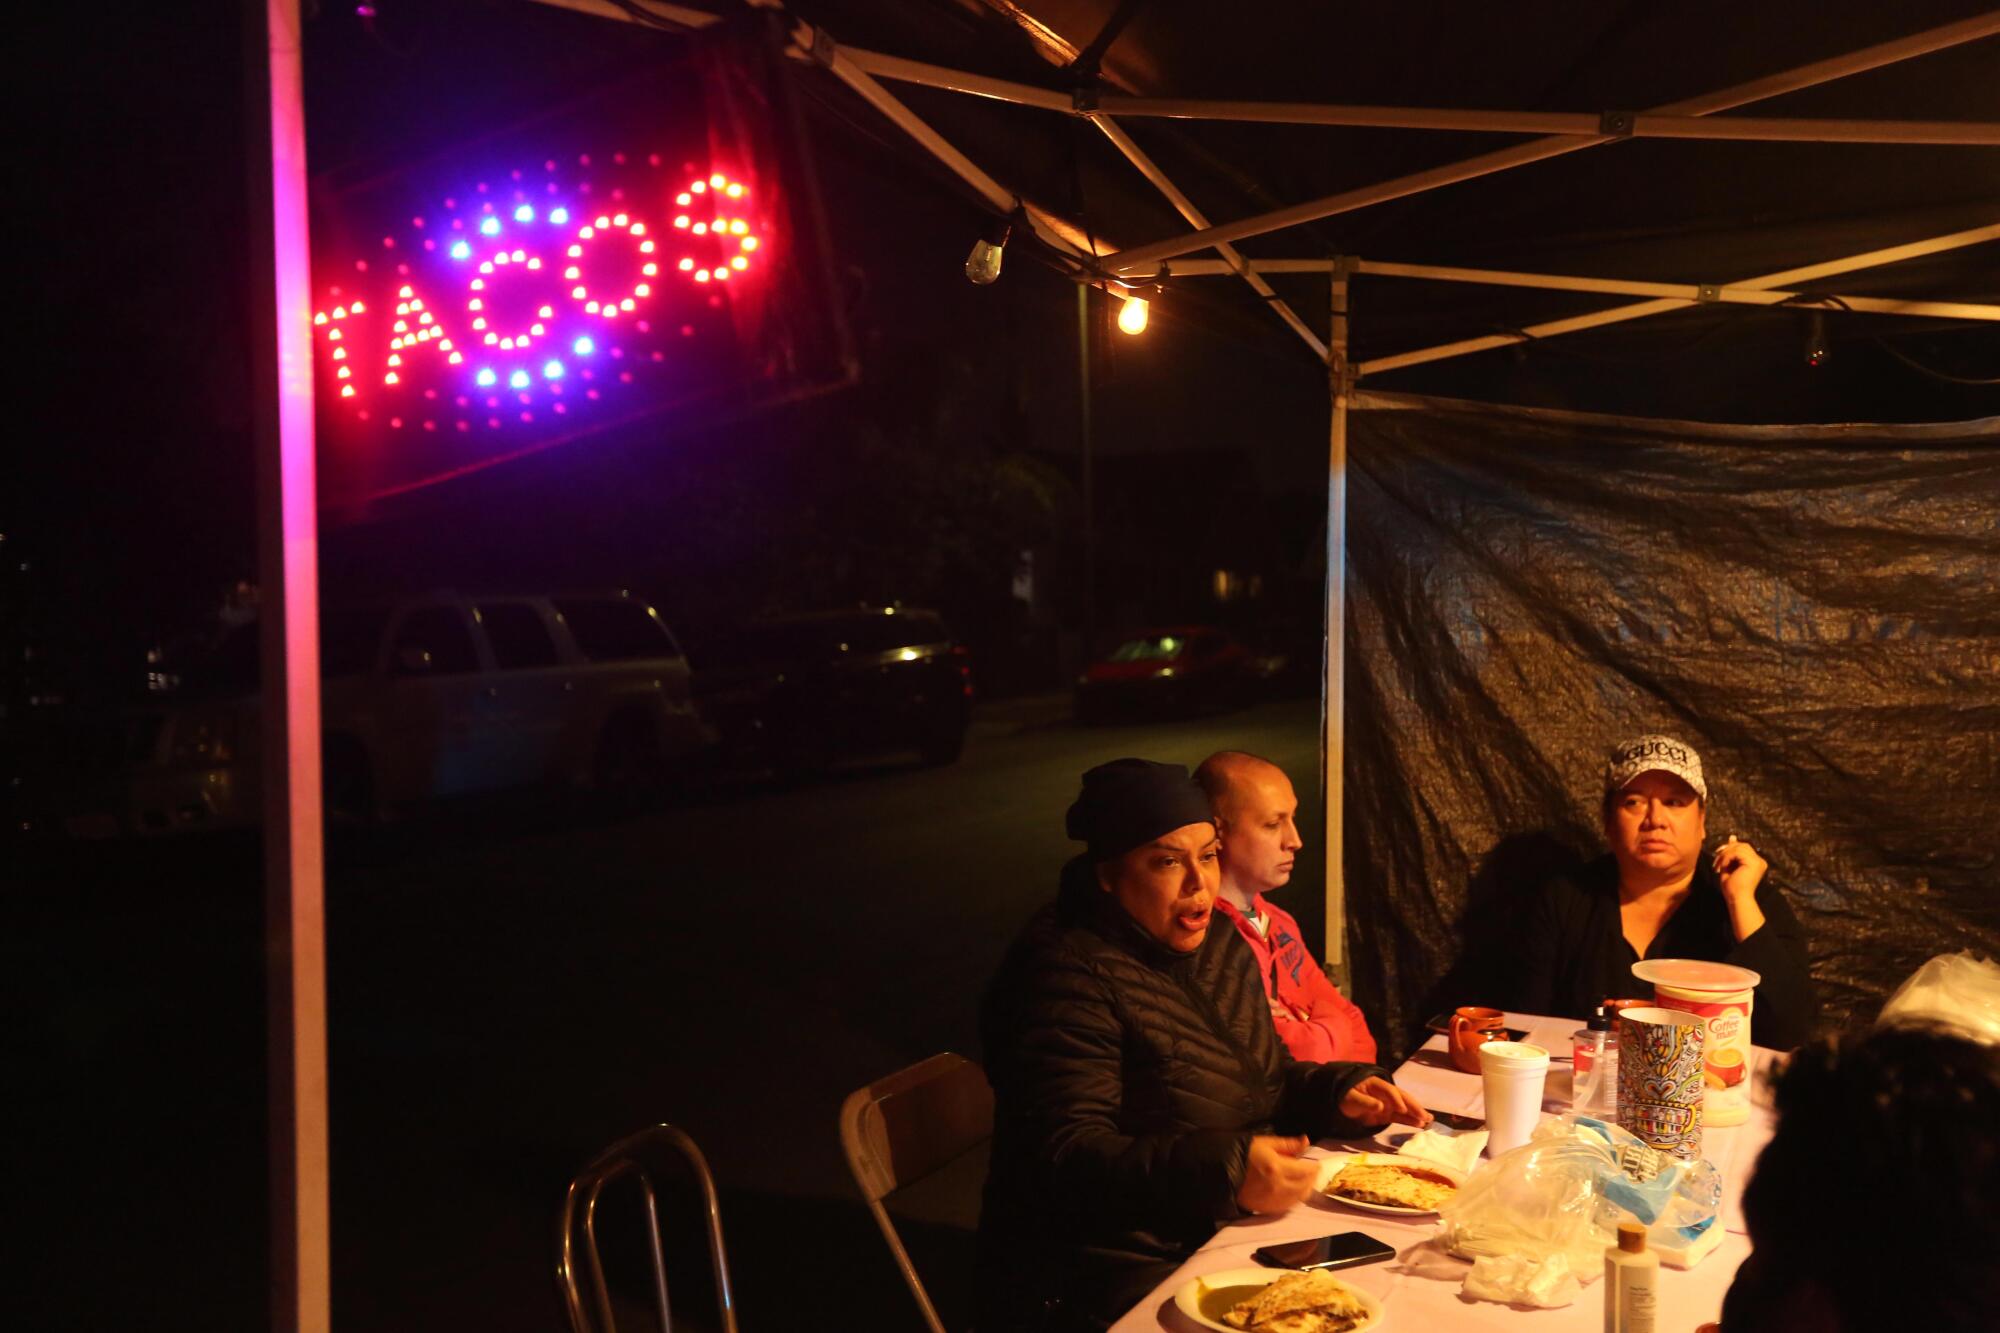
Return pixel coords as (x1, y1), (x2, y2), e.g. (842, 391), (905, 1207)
(312, 155), (768, 441)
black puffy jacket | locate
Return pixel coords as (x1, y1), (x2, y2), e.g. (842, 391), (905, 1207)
(975, 857), (1389, 1330)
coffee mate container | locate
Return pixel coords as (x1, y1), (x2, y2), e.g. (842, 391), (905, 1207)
(1631, 959), (1759, 1127)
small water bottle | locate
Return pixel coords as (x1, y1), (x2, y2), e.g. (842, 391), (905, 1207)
(1573, 1006), (1615, 1113)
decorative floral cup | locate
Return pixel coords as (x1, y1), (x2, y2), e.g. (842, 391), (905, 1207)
(1616, 1005), (1707, 1160)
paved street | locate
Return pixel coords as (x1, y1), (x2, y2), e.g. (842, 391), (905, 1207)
(15, 694), (1326, 1331)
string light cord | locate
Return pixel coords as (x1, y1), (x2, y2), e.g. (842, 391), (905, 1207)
(1871, 337), (2000, 386)
(1055, 112), (1157, 304)
(1493, 291), (1998, 380)
(1807, 294), (2000, 386)
(1492, 296), (1773, 367)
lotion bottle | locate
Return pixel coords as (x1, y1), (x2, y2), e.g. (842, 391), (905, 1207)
(1573, 1007), (1611, 1111)
(1605, 1220), (1658, 1333)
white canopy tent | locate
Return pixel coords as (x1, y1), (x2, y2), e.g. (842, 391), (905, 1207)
(247, 2), (1999, 1324)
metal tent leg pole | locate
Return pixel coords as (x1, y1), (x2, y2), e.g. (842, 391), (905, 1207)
(248, 0), (329, 1328)
(1323, 263), (1352, 993)
(1078, 284), (1096, 664)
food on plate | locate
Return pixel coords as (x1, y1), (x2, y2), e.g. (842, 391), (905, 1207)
(1218, 1269), (1370, 1332)
(1325, 1161), (1458, 1210)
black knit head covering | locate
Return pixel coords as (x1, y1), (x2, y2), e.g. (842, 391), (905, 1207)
(1065, 758), (1215, 862)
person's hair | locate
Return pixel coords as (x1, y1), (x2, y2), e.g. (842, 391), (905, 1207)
(1193, 750), (1280, 823)
(1731, 1024), (2000, 1330)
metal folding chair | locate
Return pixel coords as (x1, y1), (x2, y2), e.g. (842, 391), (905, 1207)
(556, 1123), (739, 1333)
(838, 1052), (995, 1333)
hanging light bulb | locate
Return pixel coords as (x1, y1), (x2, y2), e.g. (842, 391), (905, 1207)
(1117, 294), (1150, 335)
(1803, 310), (1830, 367)
(965, 218), (1012, 285)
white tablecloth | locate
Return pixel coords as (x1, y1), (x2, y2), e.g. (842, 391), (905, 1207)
(1110, 1012), (1777, 1331)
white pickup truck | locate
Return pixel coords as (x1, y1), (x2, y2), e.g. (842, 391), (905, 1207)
(70, 589), (713, 834)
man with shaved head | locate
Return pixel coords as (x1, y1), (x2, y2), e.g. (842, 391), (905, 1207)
(1195, 751), (1377, 1064)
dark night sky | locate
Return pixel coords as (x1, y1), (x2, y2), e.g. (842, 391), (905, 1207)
(20, 4), (262, 644)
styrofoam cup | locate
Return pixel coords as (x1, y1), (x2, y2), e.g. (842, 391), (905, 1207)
(1477, 1040), (1550, 1157)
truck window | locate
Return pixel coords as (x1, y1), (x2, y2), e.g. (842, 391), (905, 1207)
(555, 598), (679, 662)
(391, 607), (479, 677)
(477, 603), (560, 670)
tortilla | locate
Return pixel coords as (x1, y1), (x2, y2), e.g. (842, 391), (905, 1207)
(1221, 1270), (1369, 1333)
(1325, 1161), (1457, 1210)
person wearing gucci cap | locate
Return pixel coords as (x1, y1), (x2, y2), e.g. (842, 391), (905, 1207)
(975, 758), (1427, 1330)
(1512, 734), (1816, 1048)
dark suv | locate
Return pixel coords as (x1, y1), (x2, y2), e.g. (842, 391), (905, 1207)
(699, 606), (974, 771)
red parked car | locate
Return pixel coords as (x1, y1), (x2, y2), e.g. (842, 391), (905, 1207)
(1074, 626), (1253, 721)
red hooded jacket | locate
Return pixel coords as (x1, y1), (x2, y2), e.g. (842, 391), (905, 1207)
(1214, 894), (1377, 1064)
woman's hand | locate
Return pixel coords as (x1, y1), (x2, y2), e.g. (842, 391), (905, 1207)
(1713, 834), (1768, 901)
(1713, 834), (1769, 941)
(1340, 1076), (1432, 1128)
(1236, 1134), (1318, 1213)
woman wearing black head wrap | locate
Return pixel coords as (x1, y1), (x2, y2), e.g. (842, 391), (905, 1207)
(975, 759), (1428, 1331)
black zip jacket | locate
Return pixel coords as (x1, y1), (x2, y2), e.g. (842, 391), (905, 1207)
(975, 856), (1388, 1330)
(1512, 855), (1816, 1049)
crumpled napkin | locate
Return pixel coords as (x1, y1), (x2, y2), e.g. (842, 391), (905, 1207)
(1392, 1124), (1488, 1174)
(1461, 1252), (1581, 1308)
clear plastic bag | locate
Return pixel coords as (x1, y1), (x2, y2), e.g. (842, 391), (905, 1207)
(1437, 1115), (1721, 1282)
(1877, 951), (2000, 1044)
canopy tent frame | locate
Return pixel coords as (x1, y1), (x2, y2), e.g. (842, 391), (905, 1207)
(1079, 98), (2000, 147)
(524, 0), (2000, 1010)
(656, 1), (1993, 975)
(254, 5), (2000, 1323)
(1155, 224), (2000, 372)
(832, 46), (2000, 145)
(1160, 250), (2000, 324)
(1087, 113), (1328, 360)
(1094, 11), (2000, 274)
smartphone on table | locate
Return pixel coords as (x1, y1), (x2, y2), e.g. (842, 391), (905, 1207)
(1252, 1231), (1396, 1272)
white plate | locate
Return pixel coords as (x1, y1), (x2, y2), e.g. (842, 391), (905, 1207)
(1172, 1266), (1383, 1332)
(1315, 1152), (1465, 1217)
